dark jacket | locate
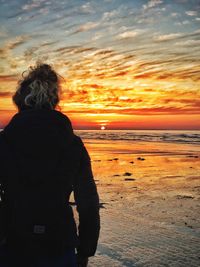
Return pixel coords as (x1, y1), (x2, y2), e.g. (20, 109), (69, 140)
(0, 109), (100, 258)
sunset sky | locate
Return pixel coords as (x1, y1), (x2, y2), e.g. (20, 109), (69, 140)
(0, 0), (200, 129)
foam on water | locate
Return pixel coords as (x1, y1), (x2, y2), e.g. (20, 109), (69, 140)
(1, 128), (200, 145)
(75, 130), (200, 145)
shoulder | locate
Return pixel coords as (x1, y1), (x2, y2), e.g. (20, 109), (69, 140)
(53, 110), (71, 124)
(2, 112), (19, 132)
(73, 135), (91, 164)
(51, 110), (74, 132)
(73, 134), (83, 145)
(72, 135), (86, 151)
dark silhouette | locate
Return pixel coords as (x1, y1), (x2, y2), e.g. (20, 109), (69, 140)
(0, 64), (100, 267)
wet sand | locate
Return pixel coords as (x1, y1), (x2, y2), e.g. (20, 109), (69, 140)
(76, 139), (200, 267)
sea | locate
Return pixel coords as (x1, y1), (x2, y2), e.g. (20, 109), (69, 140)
(1, 129), (200, 145)
(74, 130), (200, 145)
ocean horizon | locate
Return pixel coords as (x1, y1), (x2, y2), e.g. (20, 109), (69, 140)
(75, 129), (200, 145)
(1, 128), (200, 145)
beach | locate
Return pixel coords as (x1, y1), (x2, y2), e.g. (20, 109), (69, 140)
(1, 128), (199, 266)
(74, 130), (200, 267)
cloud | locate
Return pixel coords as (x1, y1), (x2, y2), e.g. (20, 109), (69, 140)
(134, 71), (159, 79)
(40, 41), (58, 47)
(92, 32), (104, 41)
(1, 0), (200, 124)
(175, 20), (190, 26)
(162, 98), (200, 107)
(143, 0), (163, 10)
(55, 46), (95, 57)
(185, 11), (198, 16)
(0, 35), (29, 60)
(0, 27), (8, 38)
(135, 65), (200, 81)
(55, 46), (81, 55)
(171, 13), (178, 17)
(174, 0), (188, 3)
(7, 35), (29, 50)
(117, 30), (140, 39)
(74, 22), (100, 33)
(0, 74), (18, 82)
(0, 91), (13, 97)
(7, 10), (26, 19)
(175, 39), (200, 46)
(80, 2), (94, 14)
(62, 106), (200, 116)
(154, 33), (183, 41)
(22, 0), (46, 11)
(94, 49), (115, 56)
(102, 10), (120, 21)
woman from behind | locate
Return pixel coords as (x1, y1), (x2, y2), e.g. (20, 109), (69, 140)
(0, 63), (100, 267)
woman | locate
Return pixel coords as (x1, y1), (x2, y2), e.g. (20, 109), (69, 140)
(0, 64), (100, 267)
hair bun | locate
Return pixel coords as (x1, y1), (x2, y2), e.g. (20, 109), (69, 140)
(13, 63), (60, 110)
(29, 63), (58, 83)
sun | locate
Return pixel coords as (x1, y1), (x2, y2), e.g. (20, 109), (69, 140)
(101, 126), (106, 130)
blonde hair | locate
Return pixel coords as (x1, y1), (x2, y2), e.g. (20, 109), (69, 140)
(13, 63), (60, 110)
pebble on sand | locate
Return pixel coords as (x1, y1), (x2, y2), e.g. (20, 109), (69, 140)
(108, 158), (119, 161)
(129, 161), (134, 164)
(123, 172), (132, 176)
(124, 178), (135, 181)
(137, 157), (145, 161)
(176, 195), (194, 199)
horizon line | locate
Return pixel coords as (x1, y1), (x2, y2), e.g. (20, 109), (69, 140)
(74, 128), (200, 131)
(1, 127), (200, 131)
